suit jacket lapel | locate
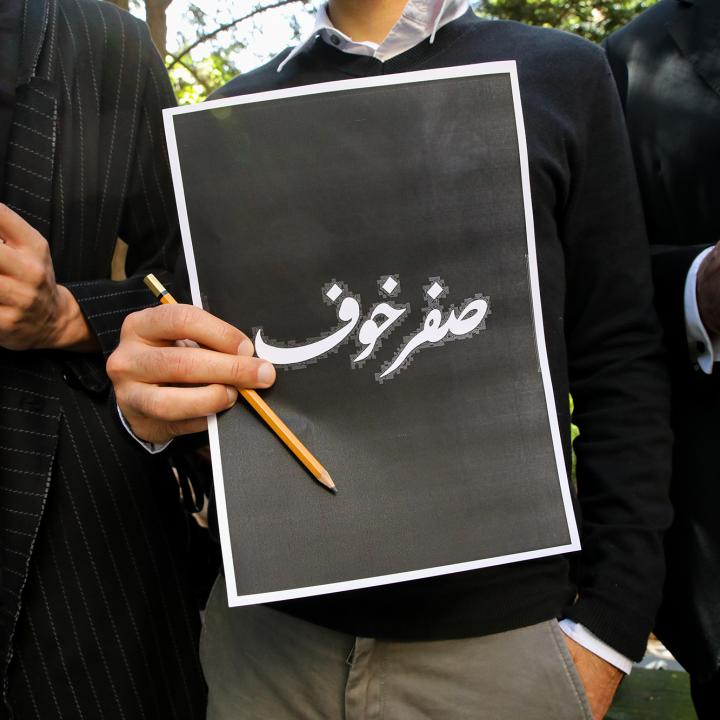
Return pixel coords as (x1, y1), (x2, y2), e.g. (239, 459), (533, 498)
(17, 0), (50, 86)
(3, 78), (58, 236)
(668, 0), (720, 98)
(3, 0), (58, 238)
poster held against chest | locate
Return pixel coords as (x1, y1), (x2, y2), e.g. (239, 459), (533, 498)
(164, 62), (580, 607)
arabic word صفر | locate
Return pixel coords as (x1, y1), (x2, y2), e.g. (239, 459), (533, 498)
(254, 276), (491, 383)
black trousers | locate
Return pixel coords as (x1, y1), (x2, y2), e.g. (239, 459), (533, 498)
(690, 673), (720, 720)
(691, 671), (720, 720)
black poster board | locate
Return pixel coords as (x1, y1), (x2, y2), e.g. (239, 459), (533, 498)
(164, 62), (579, 606)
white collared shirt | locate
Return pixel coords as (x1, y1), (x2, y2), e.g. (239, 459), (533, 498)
(277, 0), (469, 71)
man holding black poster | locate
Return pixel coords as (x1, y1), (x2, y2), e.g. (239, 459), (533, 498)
(110, 1), (673, 718)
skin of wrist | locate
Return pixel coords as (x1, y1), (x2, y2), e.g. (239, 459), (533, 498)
(46, 285), (98, 351)
(697, 247), (720, 339)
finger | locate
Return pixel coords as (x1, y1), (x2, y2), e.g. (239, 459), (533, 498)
(121, 382), (239, 423)
(123, 304), (253, 355)
(0, 204), (47, 252)
(116, 344), (275, 387)
(0, 242), (43, 282)
(0, 305), (22, 330)
(0, 275), (24, 304)
(0, 305), (35, 350)
(131, 416), (209, 445)
(165, 417), (210, 438)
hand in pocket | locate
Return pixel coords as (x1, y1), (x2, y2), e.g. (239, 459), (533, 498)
(563, 634), (624, 720)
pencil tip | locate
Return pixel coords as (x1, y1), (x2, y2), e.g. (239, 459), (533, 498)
(318, 469), (336, 493)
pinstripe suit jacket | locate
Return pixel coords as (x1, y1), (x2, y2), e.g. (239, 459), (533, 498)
(0, 1), (206, 717)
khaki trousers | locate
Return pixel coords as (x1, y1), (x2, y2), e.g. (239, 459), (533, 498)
(201, 578), (592, 720)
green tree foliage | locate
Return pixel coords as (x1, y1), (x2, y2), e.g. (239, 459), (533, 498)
(166, 3), (243, 104)
(477, 0), (658, 42)
(105, 0), (313, 104)
(169, 50), (240, 105)
(166, 1), (311, 103)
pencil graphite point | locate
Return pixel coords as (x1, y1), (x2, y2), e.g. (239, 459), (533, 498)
(319, 469), (337, 494)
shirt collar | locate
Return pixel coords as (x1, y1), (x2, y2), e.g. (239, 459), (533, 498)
(277, 0), (470, 72)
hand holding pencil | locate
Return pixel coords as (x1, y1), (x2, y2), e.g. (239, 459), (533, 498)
(107, 275), (335, 492)
(108, 291), (274, 443)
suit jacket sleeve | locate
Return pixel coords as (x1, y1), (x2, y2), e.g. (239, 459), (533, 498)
(64, 23), (181, 359)
(560, 52), (673, 661)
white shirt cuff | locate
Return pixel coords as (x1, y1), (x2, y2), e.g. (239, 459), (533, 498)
(559, 619), (633, 675)
(684, 247), (720, 374)
(117, 405), (172, 454)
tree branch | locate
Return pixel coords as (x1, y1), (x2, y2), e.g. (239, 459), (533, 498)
(166, 0), (307, 69)
(175, 57), (212, 94)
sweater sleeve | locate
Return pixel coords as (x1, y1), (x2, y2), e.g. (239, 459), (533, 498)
(64, 22), (181, 360)
(560, 52), (673, 661)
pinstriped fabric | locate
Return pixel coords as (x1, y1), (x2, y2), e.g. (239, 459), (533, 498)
(0, 48), (59, 679)
(7, 384), (205, 719)
(0, 0), (205, 717)
(0, 361), (61, 713)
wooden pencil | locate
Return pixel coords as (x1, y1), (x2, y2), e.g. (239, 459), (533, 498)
(143, 274), (336, 494)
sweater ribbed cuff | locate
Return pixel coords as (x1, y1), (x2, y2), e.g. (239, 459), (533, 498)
(564, 593), (652, 662)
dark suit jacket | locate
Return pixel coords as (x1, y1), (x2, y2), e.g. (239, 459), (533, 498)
(605, 0), (720, 681)
(0, 1), (206, 717)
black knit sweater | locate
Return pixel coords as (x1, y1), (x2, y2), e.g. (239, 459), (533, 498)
(211, 10), (673, 661)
